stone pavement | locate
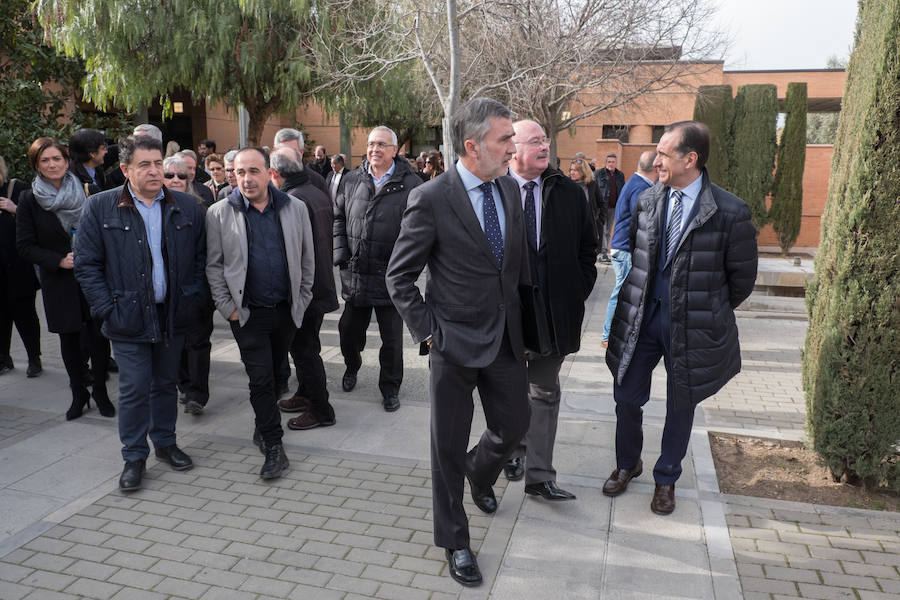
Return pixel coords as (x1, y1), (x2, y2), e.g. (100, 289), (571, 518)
(0, 265), (897, 599)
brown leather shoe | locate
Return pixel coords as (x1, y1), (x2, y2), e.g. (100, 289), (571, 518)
(602, 460), (643, 497)
(278, 394), (310, 413)
(287, 411), (336, 430)
(650, 484), (676, 515)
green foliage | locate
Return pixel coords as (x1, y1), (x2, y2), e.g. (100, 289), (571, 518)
(803, 0), (900, 492)
(692, 85), (734, 190)
(36, 0), (319, 145)
(770, 82), (807, 254)
(807, 112), (840, 144)
(0, 0), (130, 177)
(730, 84), (778, 230)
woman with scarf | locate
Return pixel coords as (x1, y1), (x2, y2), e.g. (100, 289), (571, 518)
(15, 138), (114, 420)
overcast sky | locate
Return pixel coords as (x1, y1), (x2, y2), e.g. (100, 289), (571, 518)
(713, 0), (857, 70)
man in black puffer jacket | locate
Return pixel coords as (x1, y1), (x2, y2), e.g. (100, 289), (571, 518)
(603, 121), (757, 516)
(333, 126), (421, 412)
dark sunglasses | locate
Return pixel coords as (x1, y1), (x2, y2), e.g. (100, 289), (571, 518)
(164, 172), (188, 180)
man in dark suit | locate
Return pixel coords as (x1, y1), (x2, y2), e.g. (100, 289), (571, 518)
(501, 119), (597, 500)
(325, 154), (347, 202)
(387, 98), (531, 588)
(604, 121), (757, 515)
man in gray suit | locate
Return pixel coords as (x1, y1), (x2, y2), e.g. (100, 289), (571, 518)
(387, 98), (531, 588)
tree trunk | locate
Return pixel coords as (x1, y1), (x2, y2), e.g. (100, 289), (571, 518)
(245, 101), (277, 147)
(442, 0), (460, 165)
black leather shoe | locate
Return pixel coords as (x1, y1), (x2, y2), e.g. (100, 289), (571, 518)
(342, 369), (357, 392)
(524, 480), (576, 501)
(651, 484), (676, 515)
(382, 394), (400, 412)
(155, 445), (194, 471)
(445, 547), (482, 587)
(119, 460), (145, 491)
(0, 356), (13, 375)
(26, 358), (42, 378)
(260, 444), (289, 480)
(503, 457), (524, 481)
(465, 472), (497, 514)
(602, 460), (643, 497)
(252, 429), (266, 454)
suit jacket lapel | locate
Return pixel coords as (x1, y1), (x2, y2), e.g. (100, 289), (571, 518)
(445, 166), (501, 268)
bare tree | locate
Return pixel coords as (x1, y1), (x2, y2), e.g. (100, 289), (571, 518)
(313, 0), (727, 163)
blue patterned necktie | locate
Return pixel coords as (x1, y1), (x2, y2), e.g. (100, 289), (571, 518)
(523, 181), (538, 249)
(666, 189), (684, 262)
(479, 181), (504, 268)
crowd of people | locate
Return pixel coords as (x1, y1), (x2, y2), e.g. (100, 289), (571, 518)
(0, 100), (757, 588)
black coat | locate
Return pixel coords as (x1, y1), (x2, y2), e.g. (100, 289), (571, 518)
(505, 168), (598, 355)
(70, 161), (108, 195)
(334, 158), (421, 306)
(1, 179), (39, 301)
(605, 171), (758, 408)
(73, 185), (207, 343)
(582, 178), (605, 244)
(281, 171), (339, 315)
(596, 167), (626, 209)
(15, 189), (89, 333)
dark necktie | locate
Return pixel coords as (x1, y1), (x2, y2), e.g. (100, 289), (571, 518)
(666, 189), (684, 262)
(479, 181), (503, 268)
(523, 181), (537, 249)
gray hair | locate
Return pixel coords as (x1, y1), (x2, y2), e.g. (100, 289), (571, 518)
(450, 98), (513, 157)
(637, 151), (657, 173)
(163, 156), (188, 172)
(178, 149), (198, 162)
(368, 126), (398, 146)
(132, 124), (163, 143)
(274, 128), (304, 147)
(270, 148), (304, 176)
(330, 153), (345, 166)
(223, 150), (238, 164)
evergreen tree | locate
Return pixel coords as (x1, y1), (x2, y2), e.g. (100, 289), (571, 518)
(692, 85), (734, 189)
(770, 82), (807, 254)
(803, 0), (900, 491)
(729, 84), (777, 230)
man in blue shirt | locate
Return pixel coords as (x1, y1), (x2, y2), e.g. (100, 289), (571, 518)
(75, 135), (208, 492)
(601, 150), (657, 348)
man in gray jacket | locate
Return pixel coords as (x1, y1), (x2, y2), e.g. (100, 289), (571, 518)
(205, 147), (314, 480)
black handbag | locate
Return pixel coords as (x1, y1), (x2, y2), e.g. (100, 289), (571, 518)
(519, 284), (552, 357)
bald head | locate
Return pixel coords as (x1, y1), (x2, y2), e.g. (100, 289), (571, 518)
(510, 119), (550, 180)
(637, 150), (658, 178)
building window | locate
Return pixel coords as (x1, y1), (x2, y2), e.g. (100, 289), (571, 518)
(602, 125), (630, 142)
(651, 126), (665, 143)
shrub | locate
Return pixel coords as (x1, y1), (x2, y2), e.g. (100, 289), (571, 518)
(770, 82), (807, 254)
(803, 0), (900, 491)
(730, 84), (777, 230)
(692, 85), (734, 190)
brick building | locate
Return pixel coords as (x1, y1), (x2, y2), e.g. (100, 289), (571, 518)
(164, 63), (844, 250)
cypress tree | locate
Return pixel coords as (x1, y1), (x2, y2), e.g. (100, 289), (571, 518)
(803, 0), (900, 491)
(770, 82), (807, 255)
(692, 85), (734, 190)
(730, 84), (778, 230)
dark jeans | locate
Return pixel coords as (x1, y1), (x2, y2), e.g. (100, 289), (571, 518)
(0, 287), (40, 363)
(230, 305), (296, 447)
(112, 334), (184, 462)
(59, 319), (110, 397)
(338, 302), (403, 398)
(289, 309), (334, 422)
(613, 301), (696, 485)
(178, 303), (214, 405)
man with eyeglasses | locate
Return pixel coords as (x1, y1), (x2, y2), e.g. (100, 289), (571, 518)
(500, 120), (597, 500)
(217, 150), (238, 201)
(333, 126), (421, 412)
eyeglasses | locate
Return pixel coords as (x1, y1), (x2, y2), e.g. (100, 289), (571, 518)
(515, 136), (551, 147)
(164, 172), (188, 180)
(366, 141), (396, 150)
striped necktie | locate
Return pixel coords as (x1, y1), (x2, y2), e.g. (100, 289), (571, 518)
(666, 189), (684, 261)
